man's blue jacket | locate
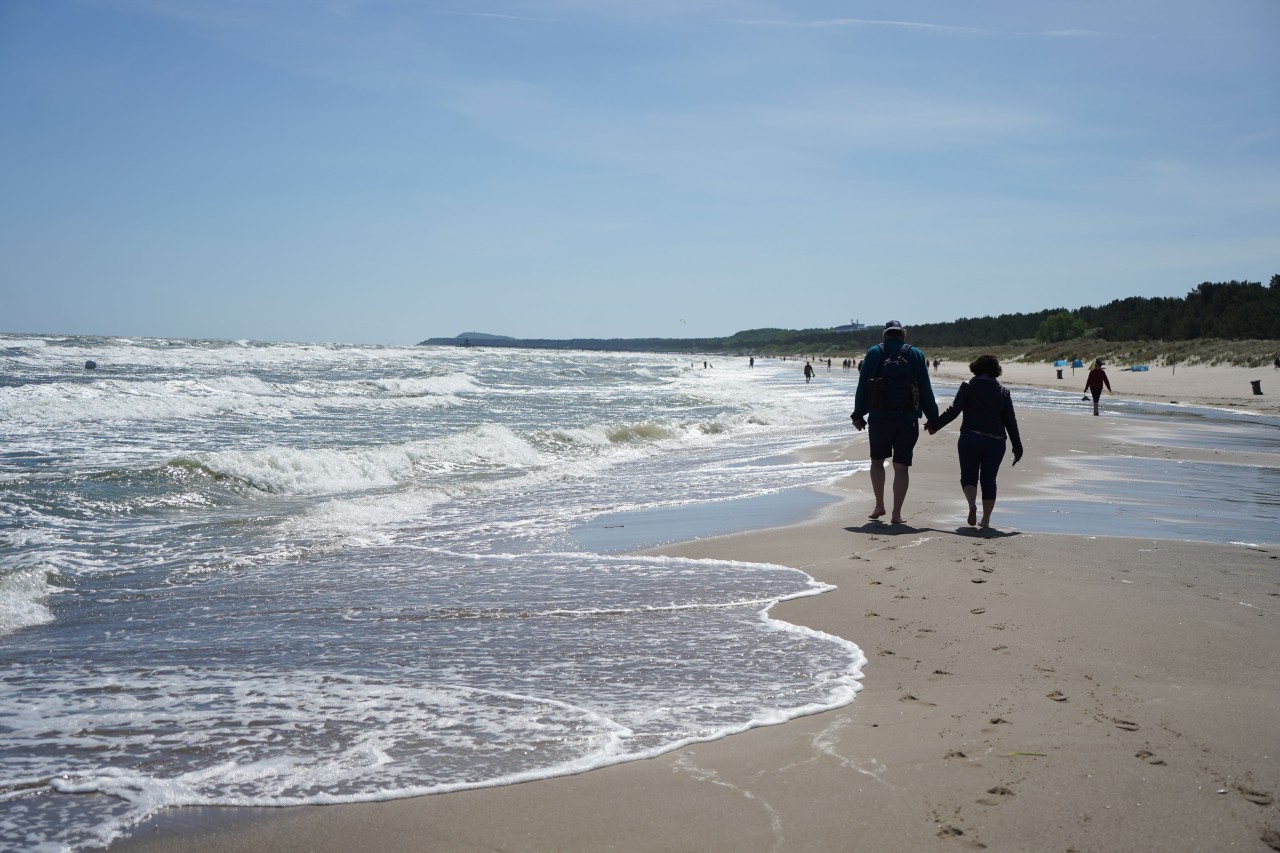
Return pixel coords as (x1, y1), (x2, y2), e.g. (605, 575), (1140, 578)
(852, 338), (940, 422)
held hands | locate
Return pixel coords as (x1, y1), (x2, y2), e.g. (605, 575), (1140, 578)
(924, 420), (939, 436)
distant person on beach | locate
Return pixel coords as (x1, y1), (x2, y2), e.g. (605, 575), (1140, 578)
(927, 354), (1024, 529)
(749, 357), (755, 368)
(850, 321), (940, 524)
(804, 361), (815, 383)
(1084, 359), (1111, 415)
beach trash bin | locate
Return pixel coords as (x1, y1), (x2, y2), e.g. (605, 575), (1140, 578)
(1251, 379), (1263, 395)
(1056, 369), (1063, 379)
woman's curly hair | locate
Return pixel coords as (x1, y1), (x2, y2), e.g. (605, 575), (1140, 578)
(969, 353), (1002, 378)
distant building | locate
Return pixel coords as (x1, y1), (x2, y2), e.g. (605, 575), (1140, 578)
(832, 319), (867, 333)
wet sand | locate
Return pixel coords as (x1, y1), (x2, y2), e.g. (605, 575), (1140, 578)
(115, 394), (1280, 852)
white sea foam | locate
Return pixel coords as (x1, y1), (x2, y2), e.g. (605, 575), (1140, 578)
(199, 375), (282, 396)
(0, 567), (57, 638)
(189, 424), (545, 495)
(0, 378), (305, 428)
(368, 373), (477, 397)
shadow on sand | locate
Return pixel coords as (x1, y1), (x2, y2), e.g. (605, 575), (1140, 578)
(843, 521), (1021, 539)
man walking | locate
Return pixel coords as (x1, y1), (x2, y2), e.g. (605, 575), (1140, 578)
(850, 321), (940, 524)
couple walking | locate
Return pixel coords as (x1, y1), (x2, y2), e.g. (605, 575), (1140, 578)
(850, 321), (1024, 529)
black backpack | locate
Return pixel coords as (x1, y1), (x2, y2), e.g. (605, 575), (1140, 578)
(871, 343), (920, 411)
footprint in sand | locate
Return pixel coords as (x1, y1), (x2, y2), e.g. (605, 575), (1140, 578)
(1135, 750), (1166, 766)
(1112, 718), (1140, 731)
(1235, 785), (1275, 806)
(1047, 690), (1068, 702)
(1261, 828), (1280, 851)
(970, 607), (986, 615)
(977, 785), (1015, 806)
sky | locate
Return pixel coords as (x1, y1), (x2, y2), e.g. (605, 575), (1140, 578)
(2, 0), (1278, 345)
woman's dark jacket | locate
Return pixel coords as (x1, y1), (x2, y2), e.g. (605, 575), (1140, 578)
(933, 375), (1024, 459)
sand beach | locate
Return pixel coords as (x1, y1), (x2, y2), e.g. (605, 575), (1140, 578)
(936, 358), (1280, 417)
(116, 367), (1280, 853)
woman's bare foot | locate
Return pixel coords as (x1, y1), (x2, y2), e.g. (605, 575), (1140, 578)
(890, 516), (906, 525)
(967, 507), (977, 526)
(869, 507), (887, 520)
(978, 517), (991, 529)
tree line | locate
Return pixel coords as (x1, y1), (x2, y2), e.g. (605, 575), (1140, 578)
(422, 277), (1279, 354)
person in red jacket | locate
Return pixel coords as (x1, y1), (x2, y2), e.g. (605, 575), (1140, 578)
(1084, 359), (1111, 416)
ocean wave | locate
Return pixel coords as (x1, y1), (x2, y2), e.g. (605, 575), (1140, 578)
(0, 371), (479, 433)
(0, 378), (306, 428)
(605, 420), (686, 443)
(0, 567), (58, 638)
(186, 424), (545, 496)
(367, 374), (477, 398)
(198, 375), (283, 396)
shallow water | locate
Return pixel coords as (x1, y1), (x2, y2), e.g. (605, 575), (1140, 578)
(932, 383), (1280, 545)
(1, 336), (868, 851)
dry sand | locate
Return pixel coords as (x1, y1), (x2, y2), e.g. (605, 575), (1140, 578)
(935, 358), (1280, 417)
(115, 371), (1280, 853)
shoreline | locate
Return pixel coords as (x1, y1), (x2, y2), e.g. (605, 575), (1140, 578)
(114, 393), (1280, 852)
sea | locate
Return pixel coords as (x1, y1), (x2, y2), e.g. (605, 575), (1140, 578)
(3, 333), (1277, 852)
(0, 334), (869, 852)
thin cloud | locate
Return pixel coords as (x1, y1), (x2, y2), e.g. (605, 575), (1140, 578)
(729, 18), (991, 36)
(1029, 29), (1123, 39)
(732, 18), (1131, 40)
(427, 10), (554, 23)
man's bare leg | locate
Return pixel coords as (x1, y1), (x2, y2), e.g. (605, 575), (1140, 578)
(869, 458), (887, 519)
(979, 498), (996, 529)
(891, 462), (910, 523)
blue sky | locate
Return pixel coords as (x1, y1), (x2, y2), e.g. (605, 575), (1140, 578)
(2, 0), (1277, 344)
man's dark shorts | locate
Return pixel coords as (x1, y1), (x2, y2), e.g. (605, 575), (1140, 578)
(868, 417), (920, 466)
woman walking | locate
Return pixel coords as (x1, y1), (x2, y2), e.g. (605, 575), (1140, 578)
(927, 354), (1024, 529)
(1084, 359), (1111, 415)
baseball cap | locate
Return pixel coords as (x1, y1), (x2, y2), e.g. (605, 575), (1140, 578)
(884, 320), (904, 331)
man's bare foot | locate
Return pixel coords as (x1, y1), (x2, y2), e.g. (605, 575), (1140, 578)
(978, 518), (991, 529)
(890, 516), (906, 525)
(869, 507), (887, 520)
(967, 507), (977, 526)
